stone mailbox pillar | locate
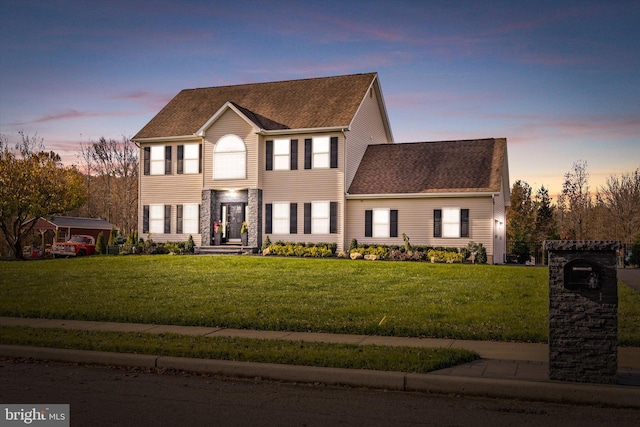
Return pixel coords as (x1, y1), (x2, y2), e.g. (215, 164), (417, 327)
(545, 240), (620, 384)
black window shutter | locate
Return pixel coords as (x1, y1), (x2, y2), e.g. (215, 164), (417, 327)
(164, 205), (171, 234)
(290, 203), (297, 234)
(304, 139), (312, 169)
(390, 210), (398, 237)
(290, 139), (298, 170)
(434, 209), (442, 238)
(143, 205), (149, 233)
(165, 146), (172, 175)
(365, 210), (373, 237)
(304, 203), (311, 234)
(461, 209), (470, 238)
(330, 202), (338, 234)
(330, 137), (338, 168)
(265, 204), (272, 234)
(176, 204), (183, 234)
(143, 147), (150, 175)
(266, 140), (273, 171)
(198, 144), (202, 173)
(177, 145), (184, 174)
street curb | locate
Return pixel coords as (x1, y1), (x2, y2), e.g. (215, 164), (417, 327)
(2, 345), (639, 408)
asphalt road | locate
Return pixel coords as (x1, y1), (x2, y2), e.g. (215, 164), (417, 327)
(1, 358), (638, 427)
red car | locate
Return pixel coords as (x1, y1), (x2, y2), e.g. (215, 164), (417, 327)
(51, 235), (96, 258)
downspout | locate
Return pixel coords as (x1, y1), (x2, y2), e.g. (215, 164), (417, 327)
(342, 129), (348, 252)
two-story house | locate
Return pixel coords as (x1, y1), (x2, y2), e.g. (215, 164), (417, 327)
(133, 72), (510, 263)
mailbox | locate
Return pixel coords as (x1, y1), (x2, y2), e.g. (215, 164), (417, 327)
(545, 240), (620, 384)
(564, 259), (601, 290)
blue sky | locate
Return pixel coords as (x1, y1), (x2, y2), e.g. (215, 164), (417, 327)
(1, 0), (638, 197)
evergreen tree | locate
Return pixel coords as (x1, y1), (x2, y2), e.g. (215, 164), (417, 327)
(96, 232), (106, 254)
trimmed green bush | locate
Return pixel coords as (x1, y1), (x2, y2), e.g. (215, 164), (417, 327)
(96, 232), (106, 255)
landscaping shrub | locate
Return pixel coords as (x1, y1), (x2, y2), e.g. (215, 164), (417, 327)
(262, 235), (272, 252)
(265, 241), (337, 258)
(96, 232), (106, 255)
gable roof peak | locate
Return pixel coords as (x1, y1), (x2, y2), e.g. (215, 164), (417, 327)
(133, 72), (381, 140)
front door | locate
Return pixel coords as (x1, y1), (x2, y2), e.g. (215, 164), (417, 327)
(223, 203), (245, 242)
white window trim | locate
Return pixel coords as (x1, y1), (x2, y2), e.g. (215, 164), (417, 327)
(442, 207), (461, 238)
(312, 136), (330, 169)
(183, 143), (200, 174)
(272, 202), (290, 234)
(150, 146), (164, 175)
(312, 201), (330, 234)
(214, 135), (246, 180)
(273, 139), (290, 171)
(149, 204), (164, 234)
(373, 208), (390, 238)
(183, 203), (199, 234)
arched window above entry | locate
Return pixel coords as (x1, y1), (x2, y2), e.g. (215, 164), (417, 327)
(214, 135), (246, 180)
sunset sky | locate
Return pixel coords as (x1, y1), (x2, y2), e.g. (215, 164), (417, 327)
(1, 0), (638, 198)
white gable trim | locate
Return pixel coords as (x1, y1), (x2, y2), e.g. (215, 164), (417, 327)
(196, 101), (262, 136)
(133, 135), (202, 143)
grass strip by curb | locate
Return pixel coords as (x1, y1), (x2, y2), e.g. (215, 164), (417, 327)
(0, 326), (479, 374)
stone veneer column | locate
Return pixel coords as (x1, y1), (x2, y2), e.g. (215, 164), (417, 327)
(546, 240), (620, 384)
(200, 190), (216, 246)
(247, 189), (262, 251)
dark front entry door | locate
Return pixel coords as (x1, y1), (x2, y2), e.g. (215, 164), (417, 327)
(223, 203), (245, 242)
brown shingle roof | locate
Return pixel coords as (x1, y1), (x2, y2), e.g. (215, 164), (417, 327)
(348, 138), (507, 195)
(133, 73), (378, 139)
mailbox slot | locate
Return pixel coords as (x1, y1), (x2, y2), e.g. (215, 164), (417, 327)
(564, 259), (601, 290)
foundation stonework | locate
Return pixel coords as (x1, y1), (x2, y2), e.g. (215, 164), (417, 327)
(545, 240), (620, 384)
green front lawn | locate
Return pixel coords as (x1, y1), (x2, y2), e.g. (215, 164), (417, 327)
(0, 326), (479, 374)
(1, 256), (639, 345)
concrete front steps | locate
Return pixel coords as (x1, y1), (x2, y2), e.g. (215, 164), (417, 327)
(195, 245), (257, 255)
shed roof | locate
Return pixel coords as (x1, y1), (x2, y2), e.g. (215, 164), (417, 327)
(134, 73), (382, 140)
(32, 216), (114, 230)
(347, 138), (507, 195)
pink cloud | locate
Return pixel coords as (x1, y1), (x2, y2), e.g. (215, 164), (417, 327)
(9, 109), (143, 126)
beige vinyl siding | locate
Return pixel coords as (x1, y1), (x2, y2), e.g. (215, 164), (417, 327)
(261, 133), (345, 249)
(138, 141), (204, 246)
(344, 85), (392, 191)
(346, 196), (495, 256)
(203, 108), (259, 190)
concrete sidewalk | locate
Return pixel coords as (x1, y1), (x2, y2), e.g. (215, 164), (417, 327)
(1, 316), (639, 407)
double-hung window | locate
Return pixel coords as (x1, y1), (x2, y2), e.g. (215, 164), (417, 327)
(149, 204), (165, 234)
(150, 146), (165, 175)
(312, 201), (330, 234)
(265, 202), (298, 234)
(272, 202), (290, 234)
(303, 202), (337, 234)
(273, 139), (290, 170)
(304, 136), (338, 169)
(178, 143), (200, 174)
(434, 208), (469, 238)
(182, 204), (200, 234)
(312, 137), (330, 168)
(373, 209), (390, 238)
(364, 209), (398, 238)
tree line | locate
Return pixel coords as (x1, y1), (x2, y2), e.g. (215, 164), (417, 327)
(507, 160), (640, 264)
(0, 132), (138, 259)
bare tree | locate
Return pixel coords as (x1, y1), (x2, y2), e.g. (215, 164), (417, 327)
(558, 160), (591, 239)
(74, 136), (138, 234)
(597, 168), (640, 245)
